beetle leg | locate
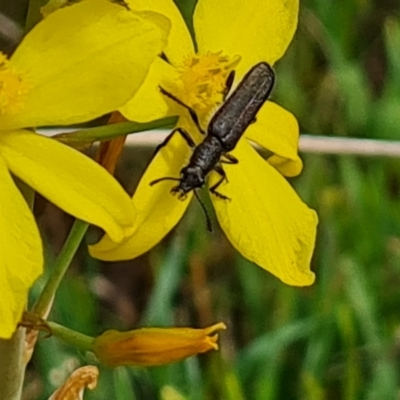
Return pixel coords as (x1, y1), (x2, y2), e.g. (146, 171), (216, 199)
(159, 86), (206, 135)
(153, 127), (196, 156)
(220, 153), (238, 164)
(175, 128), (196, 148)
(209, 166), (230, 200)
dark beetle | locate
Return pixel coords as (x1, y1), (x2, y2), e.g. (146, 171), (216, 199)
(151, 62), (275, 200)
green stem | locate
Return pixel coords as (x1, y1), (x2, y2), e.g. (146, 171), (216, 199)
(54, 116), (178, 147)
(0, 329), (26, 400)
(32, 219), (88, 317)
(47, 322), (94, 352)
(25, 0), (48, 32)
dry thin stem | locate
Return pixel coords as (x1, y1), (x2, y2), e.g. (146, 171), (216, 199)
(125, 132), (400, 158)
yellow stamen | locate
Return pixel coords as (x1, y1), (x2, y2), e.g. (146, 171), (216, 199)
(175, 52), (240, 121)
(0, 52), (30, 115)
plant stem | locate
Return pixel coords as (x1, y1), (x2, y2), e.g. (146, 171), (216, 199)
(54, 116), (178, 147)
(47, 322), (94, 352)
(25, 0), (48, 32)
(32, 219), (89, 317)
(0, 329), (26, 400)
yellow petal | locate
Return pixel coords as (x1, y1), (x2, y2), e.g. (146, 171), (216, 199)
(0, 130), (136, 243)
(211, 140), (317, 286)
(90, 130), (192, 260)
(0, 0), (169, 129)
(120, 57), (179, 122)
(0, 155), (43, 339)
(126, 0), (194, 65)
(194, 0), (299, 76)
(246, 101), (303, 177)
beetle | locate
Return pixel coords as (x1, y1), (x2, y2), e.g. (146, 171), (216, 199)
(151, 61), (275, 200)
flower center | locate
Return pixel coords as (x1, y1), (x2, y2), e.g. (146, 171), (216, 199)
(176, 52), (240, 122)
(0, 52), (29, 115)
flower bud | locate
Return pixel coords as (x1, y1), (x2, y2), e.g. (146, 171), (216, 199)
(93, 322), (226, 367)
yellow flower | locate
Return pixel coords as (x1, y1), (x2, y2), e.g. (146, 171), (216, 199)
(93, 322), (226, 367)
(0, 0), (169, 338)
(90, 0), (318, 286)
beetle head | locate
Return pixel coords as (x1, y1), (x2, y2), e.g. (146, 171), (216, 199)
(171, 166), (205, 199)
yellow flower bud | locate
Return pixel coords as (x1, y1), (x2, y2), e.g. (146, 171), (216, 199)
(93, 322), (226, 367)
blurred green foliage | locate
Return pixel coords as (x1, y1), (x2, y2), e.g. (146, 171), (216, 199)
(17, 0), (400, 399)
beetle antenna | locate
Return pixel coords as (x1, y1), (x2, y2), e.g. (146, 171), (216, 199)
(150, 177), (181, 186)
(193, 190), (213, 232)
